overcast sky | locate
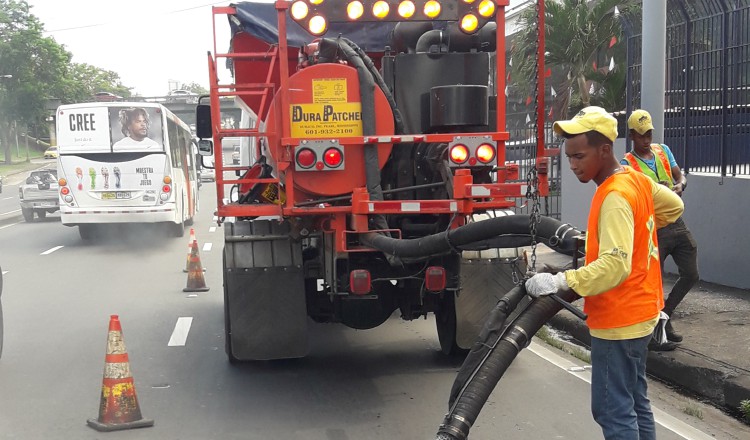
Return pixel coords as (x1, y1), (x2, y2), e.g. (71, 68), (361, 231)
(27, 0), (527, 97)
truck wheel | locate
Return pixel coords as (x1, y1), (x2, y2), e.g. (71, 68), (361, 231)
(223, 251), (240, 364)
(435, 292), (469, 357)
(21, 208), (34, 222)
(37, 210), (47, 219)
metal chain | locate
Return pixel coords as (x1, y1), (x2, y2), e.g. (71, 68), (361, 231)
(525, 0), (542, 276)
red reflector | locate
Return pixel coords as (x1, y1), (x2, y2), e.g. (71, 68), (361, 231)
(476, 143), (496, 163)
(60, 187), (70, 195)
(162, 185), (171, 193)
(296, 148), (316, 169)
(323, 147), (343, 168)
(425, 266), (446, 292)
(350, 269), (371, 295)
(450, 144), (469, 164)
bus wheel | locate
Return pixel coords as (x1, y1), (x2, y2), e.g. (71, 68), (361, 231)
(79, 225), (95, 240)
(37, 210), (47, 219)
(21, 208), (34, 222)
(171, 220), (185, 237)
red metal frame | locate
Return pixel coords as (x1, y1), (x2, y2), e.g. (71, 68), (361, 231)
(207, 1), (551, 248)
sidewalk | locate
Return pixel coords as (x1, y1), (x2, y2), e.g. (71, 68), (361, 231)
(548, 274), (750, 418)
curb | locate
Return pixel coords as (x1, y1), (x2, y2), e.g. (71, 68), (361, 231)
(548, 311), (750, 416)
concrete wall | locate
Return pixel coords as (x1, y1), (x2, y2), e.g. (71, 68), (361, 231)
(560, 139), (750, 289)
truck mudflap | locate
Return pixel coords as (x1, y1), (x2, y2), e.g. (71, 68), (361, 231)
(455, 250), (521, 349)
(223, 220), (308, 361)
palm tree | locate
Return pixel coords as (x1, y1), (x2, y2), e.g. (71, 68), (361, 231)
(510, 0), (639, 119)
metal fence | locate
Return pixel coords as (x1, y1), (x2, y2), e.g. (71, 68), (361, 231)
(626, 0), (750, 177)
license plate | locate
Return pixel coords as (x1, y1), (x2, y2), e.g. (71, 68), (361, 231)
(102, 191), (131, 200)
(41, 201), (56, 207)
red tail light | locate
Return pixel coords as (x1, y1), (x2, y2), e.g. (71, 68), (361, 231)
(450, 144), (469, 164)
(162, 185), (171, 193)
(323, 147), (343, 168)
(349, 269), (371, 295)
(476, 143), (496, 164)
(60, 187), (70, 195)
(425, 266), (446, 292)
(296, 148), (317, 169)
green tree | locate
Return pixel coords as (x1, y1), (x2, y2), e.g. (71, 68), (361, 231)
(510, 0), (639, 119)
(62, 62), (132, 103)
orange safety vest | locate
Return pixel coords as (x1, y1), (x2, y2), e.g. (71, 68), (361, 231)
(583, 167), (664, 330)
(623, 144), (674, 188)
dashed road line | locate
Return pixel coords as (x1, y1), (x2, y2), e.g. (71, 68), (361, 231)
(40, 246), (64, 255)
(202, 242), (212, 252)
(0, 222), (20, 230)
(168, 317), (193, 347)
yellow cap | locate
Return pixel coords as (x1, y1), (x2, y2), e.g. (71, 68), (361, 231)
(553, 106), (618, 142)
(627, 109), (655, 135)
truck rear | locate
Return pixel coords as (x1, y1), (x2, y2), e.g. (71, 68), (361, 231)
(199, 0), (557, 362)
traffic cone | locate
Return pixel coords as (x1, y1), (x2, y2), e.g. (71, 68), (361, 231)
(87, 315), (154, 432)
(184, 240), (209, 292)
(183, 228), (205, 272)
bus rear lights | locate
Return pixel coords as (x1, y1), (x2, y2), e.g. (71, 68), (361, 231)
(163, 176), (172, 184)
(63, 195), (73, 203)
(476, 143), (496, 164)
(162, 185), (171, 193)
(323, 147), (343, 168)
(58, 178), (67, 186)
(350, 269), (371, 295)
(450, 144), (470, 164)
(296, 148), (317, 169)
(425, 266), (446, 292)
(60, 187), (70, 195)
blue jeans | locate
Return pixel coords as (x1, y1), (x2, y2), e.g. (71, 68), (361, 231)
(591, 335), (655, 440)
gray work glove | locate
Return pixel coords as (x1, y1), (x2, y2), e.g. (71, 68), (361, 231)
(525, 272), (568, 298)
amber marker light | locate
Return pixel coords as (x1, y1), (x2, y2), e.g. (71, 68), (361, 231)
(58, 178), (67, 186)
(372, 1), (390, 19)
(424, 1), (441, 18)
(450, 144), (470, 164)
(163, 176), (173, 184)
(398, 1), (415, 18)
(460, 14), (479, 33)
(478, 0), (496, 18)
(462, 0), (477, 3)
(290, 1), (309, 20)
(347, 1), (364, 20)
(310, 0), (324, 4)
(309, 15), (327, 35)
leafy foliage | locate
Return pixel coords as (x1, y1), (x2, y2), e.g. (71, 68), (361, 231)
(510, 0), (640, 119)
(178, 82), (208, 95)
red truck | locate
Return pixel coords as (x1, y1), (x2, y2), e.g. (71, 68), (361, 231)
(196, 0), (571, 362)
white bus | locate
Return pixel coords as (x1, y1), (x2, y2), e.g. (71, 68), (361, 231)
(55, 102), (199, 239)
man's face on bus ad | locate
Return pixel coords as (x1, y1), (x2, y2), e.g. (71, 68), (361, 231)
(129, 113), (149, 140)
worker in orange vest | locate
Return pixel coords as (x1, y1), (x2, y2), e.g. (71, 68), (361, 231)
(623, 109), (699, 349)
(526, 106), (684, 440)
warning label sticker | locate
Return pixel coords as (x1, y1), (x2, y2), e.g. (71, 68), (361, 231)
(312, 78), (347, 103)
(290, 103), (363, 138)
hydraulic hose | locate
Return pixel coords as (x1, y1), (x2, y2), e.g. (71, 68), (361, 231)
(360, 215), (582, 259)
(436, 287), (580, 440)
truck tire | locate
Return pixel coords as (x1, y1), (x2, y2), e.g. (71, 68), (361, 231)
(435, 292), (468, 357)
(21, 208), (34, 222)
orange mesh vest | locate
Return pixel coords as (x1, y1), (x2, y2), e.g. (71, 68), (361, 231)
(583, 167), (664, 329)
(623, 144), (674, 188)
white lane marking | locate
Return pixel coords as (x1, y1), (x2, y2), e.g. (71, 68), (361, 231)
(0, 209), (21, 215)
(209, 226), (216, 233)
(1, 197), (15, 201)
(1, 270), (8, 275)
(0, 222), (20, 230)
(168, 317), (193, 347)
(40, 246), (64, 255)
(528, 341), (716, 440)
(202, 242), (212, 252)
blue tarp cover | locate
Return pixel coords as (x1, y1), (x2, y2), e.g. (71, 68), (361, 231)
(231, 1), (397, 51)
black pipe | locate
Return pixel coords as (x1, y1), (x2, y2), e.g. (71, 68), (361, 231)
(437, 287), (579, 440)
(416, 29), (449, 53)
(361, 215), (582, 259)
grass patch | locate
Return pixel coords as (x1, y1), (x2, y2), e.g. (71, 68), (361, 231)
(535, 325), (591, 364)
(682, 402), (704, 420)
(740, 399), (750, 423)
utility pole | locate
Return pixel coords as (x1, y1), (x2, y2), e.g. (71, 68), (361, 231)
(641, 0), (667, 142)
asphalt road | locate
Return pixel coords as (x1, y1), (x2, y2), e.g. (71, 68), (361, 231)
(0, 182), (745, 439)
